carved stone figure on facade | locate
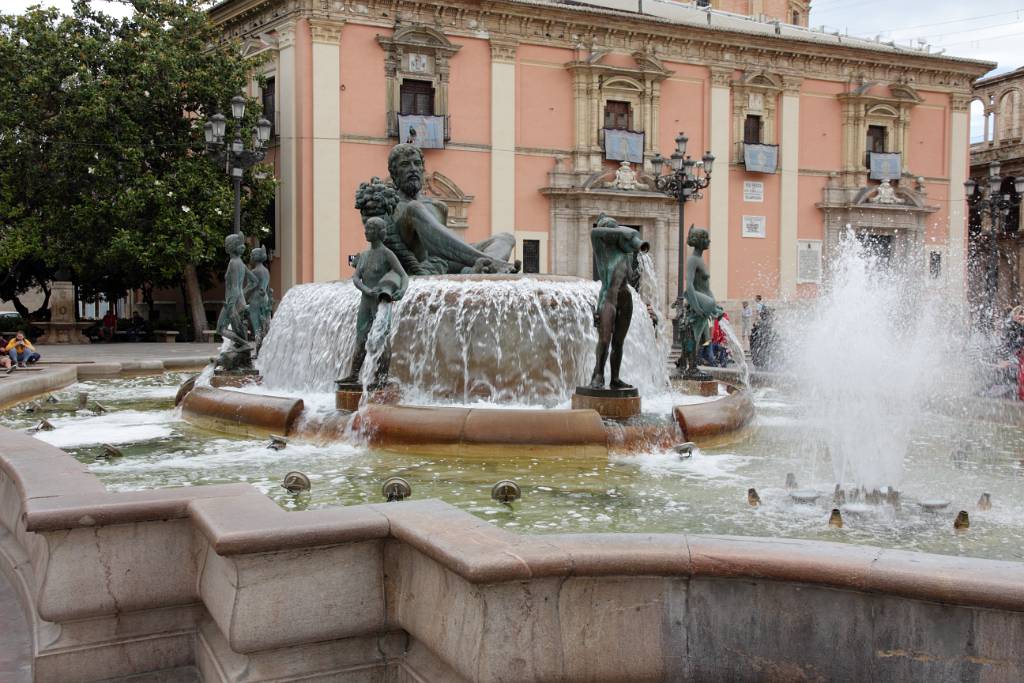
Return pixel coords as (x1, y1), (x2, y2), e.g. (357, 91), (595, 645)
(676, 225), (724, 381)
(244, 246), (273, 355)
(869, 178), (900, 204)
(387, 143), (520, 275)
(587, 212), (649, 390)
(337, 216), (409, 387)
(216, 233), (253, 371)
(607, 160), (649, 191)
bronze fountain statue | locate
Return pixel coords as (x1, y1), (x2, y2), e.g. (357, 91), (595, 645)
(587, 212), (649, 392)
(676, 225), (723, 381)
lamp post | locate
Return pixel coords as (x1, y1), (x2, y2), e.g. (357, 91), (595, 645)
(964, 160), (1024, 327)
(204, 95), (272, 235)
(649, 132), (715, 346)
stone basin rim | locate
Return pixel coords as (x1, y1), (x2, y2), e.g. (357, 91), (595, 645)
(2, 425), (1023, 614)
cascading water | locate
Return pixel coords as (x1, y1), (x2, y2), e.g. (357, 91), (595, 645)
(257, 274), (669, 406)
(781, 232), (947, 492)
(718, 317), (750, 388)
(637, 253), (672, 362)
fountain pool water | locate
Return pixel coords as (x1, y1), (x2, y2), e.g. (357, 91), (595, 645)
(5, 373), (1023, 562)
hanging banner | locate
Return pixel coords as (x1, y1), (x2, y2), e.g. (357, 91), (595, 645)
(869, 152), (901, 180)
(398, 115), (445, 149)
(744, 143), (778, 173)
(603, 129), (645, 164)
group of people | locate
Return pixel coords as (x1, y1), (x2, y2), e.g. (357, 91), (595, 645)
(984, 305), (1024, 400)
(0, 330), (40, 371)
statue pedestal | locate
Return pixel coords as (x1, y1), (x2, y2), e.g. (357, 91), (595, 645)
(36, 281), (91, 344)
(211, 369), (260, 388)
(571, 386), (641, 420)
(678, 379), (719, 397)
(335, 381), (401, 412)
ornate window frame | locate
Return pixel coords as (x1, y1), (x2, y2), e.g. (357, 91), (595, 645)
(731, 71), (783, 163)
(565, 50), (672, 173)
(377, 25), (460, 139)
(838, 80), (921, 178)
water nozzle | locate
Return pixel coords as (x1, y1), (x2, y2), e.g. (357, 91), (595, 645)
(829, 508), (843, 528)
(491, 480), (521, 505)
(954, 510), (970, 531)
(639, 241), (651, 254)
(282, 471), (311, 493)
(383, 476), (412, 502)
(977, 493), (992, 511)
(747, 488), (760, 507)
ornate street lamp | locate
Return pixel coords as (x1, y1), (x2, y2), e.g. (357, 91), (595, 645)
(964, 160), (1024, 326)
(204, 98), (272, 235)
(649, 132), (715, 347)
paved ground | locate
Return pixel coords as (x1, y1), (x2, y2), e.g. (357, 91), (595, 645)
(32, 342), (220, 364)
(0, 571), (32, 683)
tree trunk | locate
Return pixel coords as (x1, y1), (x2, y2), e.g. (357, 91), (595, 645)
(9, 295), (30, 320)
(183, 263), (207, 343)
(143, 283), (155, 321)
(31, 286), (51, 320)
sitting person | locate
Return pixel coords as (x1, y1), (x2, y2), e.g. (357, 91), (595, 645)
(5, 330), (40, 367)
(101, 309), (117, 342)
(0, 335), (10, 371)
(127, 311), (149, 342)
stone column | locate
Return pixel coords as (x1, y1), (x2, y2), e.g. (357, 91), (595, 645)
(948, 93), (972, 302)
(779, 77), (802, 298)
(709, 67), (732, 298)
(490, 40), (518, 238)
(276, 22), (299, 292)
(655, 217), (669, 315)
(309, 19), (344, 282)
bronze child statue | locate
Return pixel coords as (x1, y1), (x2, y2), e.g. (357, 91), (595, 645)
(244, 246), (273, 355)
(677, 225), (724, 380)
(588, 212), (649, 391)
(216, 233), (252, 345)
(337, 216), (409, 386)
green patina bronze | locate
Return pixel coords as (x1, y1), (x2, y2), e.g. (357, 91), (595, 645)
(677, 225), (723, 381)
(588, 212), (649, 391)
(337, 216), (409, 386)
(245, 246), (273, 354)
(215, 233), (253, 370)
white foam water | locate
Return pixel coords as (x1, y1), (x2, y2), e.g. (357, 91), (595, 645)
(257, 275), (669, 406)
(780, 232), (949, 491)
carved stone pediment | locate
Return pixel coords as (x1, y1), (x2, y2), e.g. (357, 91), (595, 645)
(566, 48), (672, 81)
(421, 171), (473, 230)
(377, 25), (461, 57)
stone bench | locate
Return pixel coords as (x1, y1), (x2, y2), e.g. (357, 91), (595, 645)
(153, 329), (178, 343)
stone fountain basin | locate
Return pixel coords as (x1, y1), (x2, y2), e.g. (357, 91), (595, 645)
(2, 426), (1024, 682)
(178, 379), (755, 455)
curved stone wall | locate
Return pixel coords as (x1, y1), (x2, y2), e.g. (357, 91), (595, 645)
(1, 426), (1023, 682)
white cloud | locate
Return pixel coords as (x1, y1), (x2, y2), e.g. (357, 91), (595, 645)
(810, 0), (1023, 74)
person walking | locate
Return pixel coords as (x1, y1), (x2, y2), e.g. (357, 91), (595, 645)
(740, 300), (752, 348)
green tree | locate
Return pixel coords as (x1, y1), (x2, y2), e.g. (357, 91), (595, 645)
(0, 0), (275, 338)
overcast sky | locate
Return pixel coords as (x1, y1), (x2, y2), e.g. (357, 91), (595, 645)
(7, 0), (1019, 140)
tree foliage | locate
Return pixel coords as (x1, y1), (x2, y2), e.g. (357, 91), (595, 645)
(0, 0), (275, 315)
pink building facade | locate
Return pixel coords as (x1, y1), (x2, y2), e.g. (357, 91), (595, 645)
(212, 0), (991, 312)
